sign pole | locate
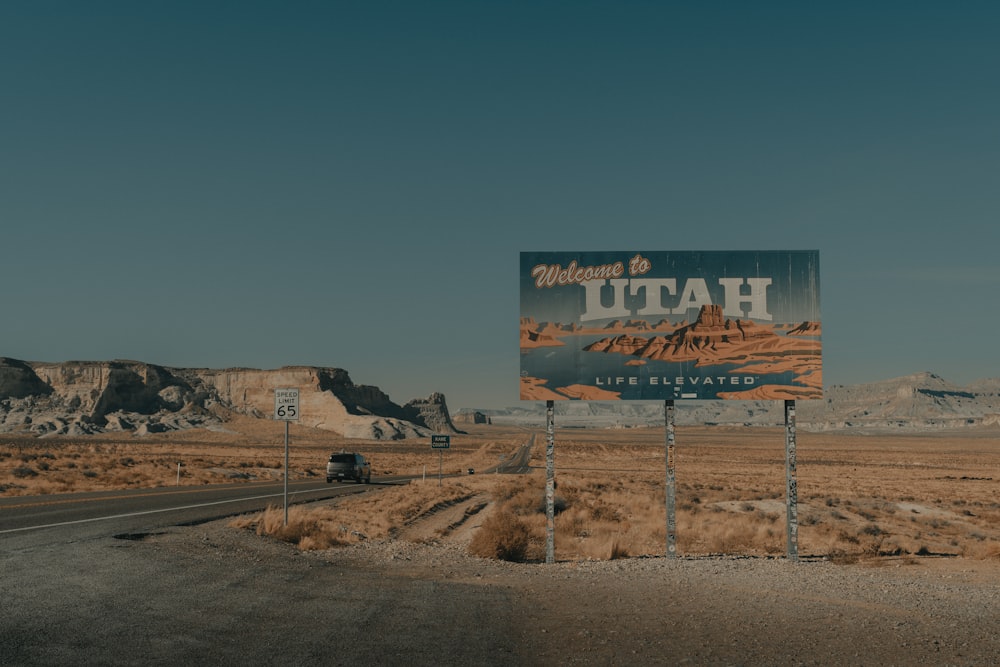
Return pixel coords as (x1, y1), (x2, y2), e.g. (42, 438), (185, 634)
(665, 399), (677, 558)
(545, 399), (555, 564)
(785, 399), (799, 561)
(274, 388), (300, 527)
(283, 420), (290, 526)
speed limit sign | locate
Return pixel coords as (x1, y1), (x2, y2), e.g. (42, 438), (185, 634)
(274, 388), (299, 421)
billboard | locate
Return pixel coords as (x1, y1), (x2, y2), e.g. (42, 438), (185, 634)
(520, 251), (821, 401)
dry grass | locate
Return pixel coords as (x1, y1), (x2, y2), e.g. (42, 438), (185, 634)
(230, 478), (491, 550)
(0, 438), (293, 495)
(535, 425), (1000, 562)
(0, 416), (522, 496)
(6, 419), (1000, 564)
(468, 511), (533, 561)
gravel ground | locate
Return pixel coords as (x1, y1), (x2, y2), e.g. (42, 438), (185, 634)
(322, 536), (1000, 666)
(4, 518), (998, 666)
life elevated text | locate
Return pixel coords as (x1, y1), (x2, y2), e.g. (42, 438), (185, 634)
(596, 375), (759, 387)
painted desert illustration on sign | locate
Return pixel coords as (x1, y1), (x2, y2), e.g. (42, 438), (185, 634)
(520, 251), (822, 401)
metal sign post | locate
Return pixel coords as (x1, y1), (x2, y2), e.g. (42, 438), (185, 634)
(274, 388), (300, 526)
(785, 399), (799, 561)
(431, 435), (450, 486)
(665, 400), (677, 558)
(545, 400), (555, 564)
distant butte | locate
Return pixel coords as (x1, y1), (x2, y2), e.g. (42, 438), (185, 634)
(0, 358), (459, 440)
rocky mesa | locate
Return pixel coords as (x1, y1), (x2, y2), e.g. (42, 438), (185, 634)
(0, 358), (460, 440)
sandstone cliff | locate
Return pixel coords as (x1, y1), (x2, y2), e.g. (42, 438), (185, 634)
(0, 358), (459, 440)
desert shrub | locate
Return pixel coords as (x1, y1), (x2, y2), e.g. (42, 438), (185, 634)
(233, 505), (350, 551)
(862, 536), (885, 557)
(590, 502), (622, 522)
(837, 530), (859, 544)
(964, 541), (1000, 560)
(468, 511), (531, 562)
(609, 540), (629, 560)
(12, 466), (37, 478)
(561, 511), (588, 538)
(535, 493), (567, 516)
(492, 476), (565, 517)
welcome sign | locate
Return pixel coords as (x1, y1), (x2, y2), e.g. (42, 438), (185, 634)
(520, 250), (821, 401)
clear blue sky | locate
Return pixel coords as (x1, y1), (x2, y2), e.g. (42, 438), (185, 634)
(4, 2), (1000, 410)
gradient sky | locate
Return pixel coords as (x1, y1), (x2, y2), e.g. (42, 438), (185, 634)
(4, 2), (1000, 410)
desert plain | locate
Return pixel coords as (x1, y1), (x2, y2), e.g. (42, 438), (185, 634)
(3, 418), (1000, 665)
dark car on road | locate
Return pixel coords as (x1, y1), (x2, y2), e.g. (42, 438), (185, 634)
(326, 452), (371, 484)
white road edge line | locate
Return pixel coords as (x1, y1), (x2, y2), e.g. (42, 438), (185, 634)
(0, 487), (339, 535)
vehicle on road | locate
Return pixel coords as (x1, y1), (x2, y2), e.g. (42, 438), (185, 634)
(326, 452), (371, 484)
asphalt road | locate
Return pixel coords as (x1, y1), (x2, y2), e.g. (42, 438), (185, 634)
(0, 476), (406, 537)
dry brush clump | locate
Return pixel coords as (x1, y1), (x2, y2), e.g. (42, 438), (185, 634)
(230, 504), (356, 550)
(467, 472), (670, 562)
(466, 476), (549, 562)
(230, 479), (487, 550)
(468, 511), (533, 561)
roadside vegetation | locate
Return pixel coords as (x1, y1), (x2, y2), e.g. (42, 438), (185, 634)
(235, 433), (1000, 564)
(5, 423), (1000, 564)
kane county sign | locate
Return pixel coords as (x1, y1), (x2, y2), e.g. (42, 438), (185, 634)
(519, 250), (821, 402)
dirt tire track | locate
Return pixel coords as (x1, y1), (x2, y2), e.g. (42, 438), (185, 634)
(394, 493), (493, 544)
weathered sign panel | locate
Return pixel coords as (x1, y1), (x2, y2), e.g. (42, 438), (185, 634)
(520, 250), (821, 401)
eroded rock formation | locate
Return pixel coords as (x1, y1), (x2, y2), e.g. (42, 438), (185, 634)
(0, 358), (459, 440)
